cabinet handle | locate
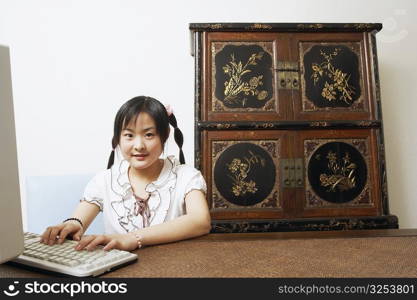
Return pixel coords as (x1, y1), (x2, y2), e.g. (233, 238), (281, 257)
(293, 78), (298, 87)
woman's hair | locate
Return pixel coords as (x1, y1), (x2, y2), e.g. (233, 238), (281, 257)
(107, 96), (185, 169)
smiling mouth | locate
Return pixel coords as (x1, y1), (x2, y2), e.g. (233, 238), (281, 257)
(132, 154), (148, 159)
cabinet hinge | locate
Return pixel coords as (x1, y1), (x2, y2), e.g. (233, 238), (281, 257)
(275, 61), (300, 90)
(281, 158), (304, 188)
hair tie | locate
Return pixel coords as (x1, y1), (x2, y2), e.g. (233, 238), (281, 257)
(165, 104), (173, 117)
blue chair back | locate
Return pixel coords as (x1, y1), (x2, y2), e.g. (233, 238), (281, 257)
(25, 174), (104, 235)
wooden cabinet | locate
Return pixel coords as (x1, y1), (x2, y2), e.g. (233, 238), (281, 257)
(190, 23), (398, 232)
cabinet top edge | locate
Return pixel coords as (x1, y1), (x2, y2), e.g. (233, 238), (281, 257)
(189, 23), (382, 33)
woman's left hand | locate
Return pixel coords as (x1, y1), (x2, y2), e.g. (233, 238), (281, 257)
(75, 233), (138, 251)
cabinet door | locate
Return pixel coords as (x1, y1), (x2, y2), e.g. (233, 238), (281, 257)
(203, 32), (290, 121)
(202, 130), (291, 219)
(291, 33), (376, 121)
(294, 129), (382, 217)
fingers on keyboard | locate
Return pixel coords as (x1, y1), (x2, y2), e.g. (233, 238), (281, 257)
(103, 240), (116, 251)
(41, 227), (53, 244)
(76, 235), (94, 250)
(77, 235), (107, 251)
(73, 231), (82, 241)
(40, 227), (53, 244)
(48, 225), (63, 245)
(88, 236), (107, 251)
(59, 228), (72, 244)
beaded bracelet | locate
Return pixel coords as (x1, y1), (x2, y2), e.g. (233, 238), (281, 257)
(63, 217), (83, 229)
(131, 232), (143, 249)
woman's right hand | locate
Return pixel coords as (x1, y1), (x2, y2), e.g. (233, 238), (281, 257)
(41, 221), (84, 246)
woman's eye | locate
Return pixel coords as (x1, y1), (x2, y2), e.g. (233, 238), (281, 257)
(145, 133), (154, 138)
(124, 133), (133, 138)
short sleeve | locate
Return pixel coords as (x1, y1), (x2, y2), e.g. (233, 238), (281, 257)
(184, 169), (207, 196)
(80, 172), (105, 211)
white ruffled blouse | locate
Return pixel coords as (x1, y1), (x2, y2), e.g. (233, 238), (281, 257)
(80, 150), (207, 234)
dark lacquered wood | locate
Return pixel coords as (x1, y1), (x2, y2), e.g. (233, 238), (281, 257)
(191, 23), (397, 231)
(190, 23), (383, 33)
(203, 228), (417, 240)
(211, 215), (398, 233)
(291, 32), (376, 121)
(203, 130), (291, 220)
(295, 129), (382, 218)
(204, 32), (288, 122)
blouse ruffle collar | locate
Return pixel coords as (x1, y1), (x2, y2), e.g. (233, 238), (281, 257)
(110, 146), (180, 195)
(109, 146), (180, 230)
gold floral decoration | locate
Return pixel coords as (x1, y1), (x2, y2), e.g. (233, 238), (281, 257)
(311, 48), (355, 104)
(249, 24), (272, 30)
(319, 151), (357, 192)
(227, 151), (265, 197)
(210, 24), (223, 29)
(222, 52), (268, 105)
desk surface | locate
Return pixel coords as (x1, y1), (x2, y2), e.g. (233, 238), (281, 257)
(1, 229), (416, 278)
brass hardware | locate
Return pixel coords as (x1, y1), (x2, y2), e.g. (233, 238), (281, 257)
(277, 61), (299, 71)
(294, 158), (304, 188)
(276, 61), (300, 90)
(282, 160), (291, 187)
(293, 78), (298, 87)
(281, 159), (304, 188)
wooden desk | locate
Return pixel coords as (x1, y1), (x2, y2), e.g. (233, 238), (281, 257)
(1, 229), (416, 278)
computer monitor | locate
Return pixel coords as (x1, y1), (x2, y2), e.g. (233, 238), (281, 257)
(0, 45), (25, 263)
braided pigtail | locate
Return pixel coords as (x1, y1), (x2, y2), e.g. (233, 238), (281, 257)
(168, 113), (185, 164)
(107, 136), (118, 169)
(107, 150), (115, 169)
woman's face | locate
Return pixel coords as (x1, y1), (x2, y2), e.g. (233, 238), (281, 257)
(119, 112), (163, 172)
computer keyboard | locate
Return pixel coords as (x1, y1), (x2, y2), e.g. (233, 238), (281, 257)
(12, 232), (138, 277)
